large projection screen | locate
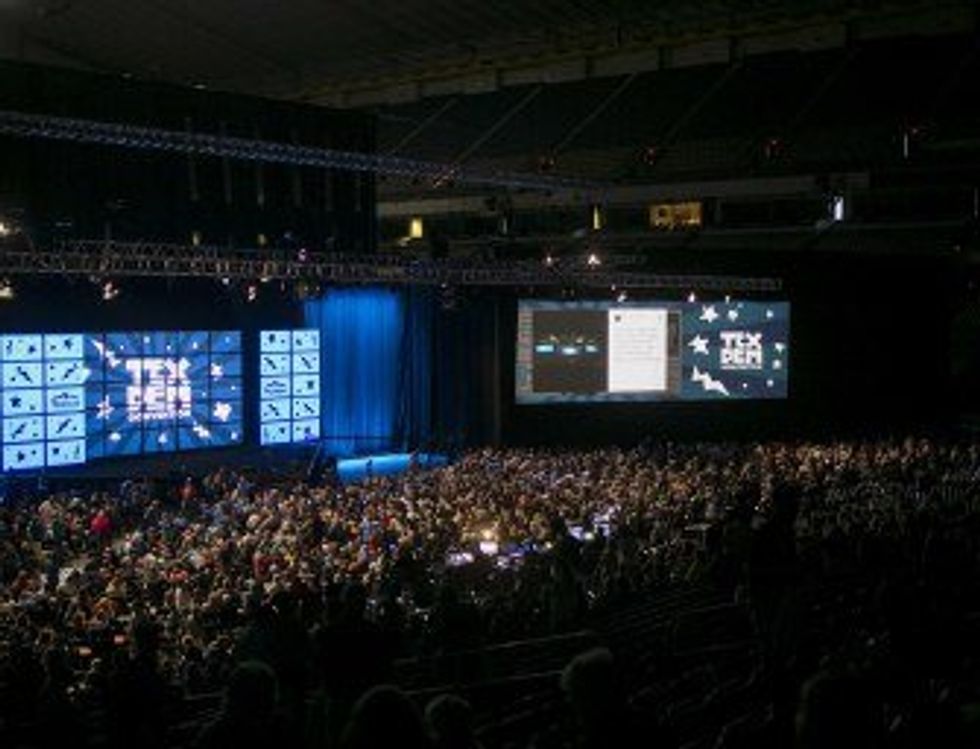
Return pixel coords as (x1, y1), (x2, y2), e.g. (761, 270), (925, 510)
(515, 300), (790, 404)
(1, 330), (242, 471)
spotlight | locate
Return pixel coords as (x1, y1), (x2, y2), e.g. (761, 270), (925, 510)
(478, 529), (499, 556)
(543, 253), (555, 267)
(101, 280), (120, 301)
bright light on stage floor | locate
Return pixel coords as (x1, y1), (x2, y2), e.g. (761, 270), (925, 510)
(336, 452), (447, 483)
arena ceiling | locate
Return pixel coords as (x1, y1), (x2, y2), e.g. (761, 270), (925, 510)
(0, 0), (969, 106)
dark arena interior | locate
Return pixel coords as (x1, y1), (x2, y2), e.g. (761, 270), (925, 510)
(2, 1), (980, 747)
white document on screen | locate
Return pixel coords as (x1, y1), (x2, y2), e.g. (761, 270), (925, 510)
(607, 309), (668, 392)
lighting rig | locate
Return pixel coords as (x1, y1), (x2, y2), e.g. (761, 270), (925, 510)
(0, 236), (781, 292)
(0, 109), (601, 194)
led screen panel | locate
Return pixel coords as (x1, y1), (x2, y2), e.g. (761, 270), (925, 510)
(515, 301), (790, 403)
(0, 330), (242, 471)
(259, 329), (320, 445)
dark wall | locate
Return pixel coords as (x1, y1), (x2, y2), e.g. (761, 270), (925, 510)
(499, 250), (956, 445)
(0, 61), (375, 252)
(0, 276), (301, 333)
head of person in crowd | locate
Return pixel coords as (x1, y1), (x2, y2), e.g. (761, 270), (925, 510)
(341, 684), (431, 749)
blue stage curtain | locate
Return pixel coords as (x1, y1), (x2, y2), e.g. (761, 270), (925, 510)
(397, 287), (433, 450)
(304, 288), (406, 455)
(304, 286), (497, 457)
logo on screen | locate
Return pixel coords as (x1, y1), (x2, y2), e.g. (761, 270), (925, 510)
(719, 332), (764, 371)
(125, 358), (192, 422)
(51, 391), (82, 410)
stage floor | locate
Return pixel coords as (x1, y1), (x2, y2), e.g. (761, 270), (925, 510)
(0, 446), (449, 491)
(336, 452), (448, 482)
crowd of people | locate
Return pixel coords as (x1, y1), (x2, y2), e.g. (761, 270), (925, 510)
(2, 437), (980, 747)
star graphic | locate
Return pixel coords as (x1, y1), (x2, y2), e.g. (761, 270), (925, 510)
(108, 431), (121, 443)
(774, 342), (785, 353)
(688, 335), (710, 355)
(16, 451), (25, 463)
(158, 433), (169, 445)
(727, 309), (739, 322)
(766, 309), (774, 319)
(193, 424), (211, 439)
(691, 366), (730, 396)
(766, 379), (774, 388)
(10, 396), (22, 409)
(213, 402), (232, 422)
(700, 305), (719, 324)
(773, 360), (783, 370)
(210, 363), (224, 379)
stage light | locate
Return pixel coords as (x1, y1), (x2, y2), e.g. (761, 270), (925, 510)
(479, 540), (499, 556)
(297, 247), (309, 262)
(724, 294), (731, 304)
(0, 221), (9, 237)
(409, 217), (424, 239)
(831, 195), (845, 222)
(543, 253), (555, 267)
(586, 252), (601, 267)
(101, 280), (120, 301)
(477, 528), (499, 555)
(687, 291), (697, 303)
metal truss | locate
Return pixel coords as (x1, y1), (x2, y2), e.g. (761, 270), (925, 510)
(0, 109), (601, 193)
(0, 238), (782, 291)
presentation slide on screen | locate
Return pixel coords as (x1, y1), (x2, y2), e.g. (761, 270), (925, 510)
(1, 330), (243, 471)
(259, 329), (321, 445)
(515, 300), (790, 403)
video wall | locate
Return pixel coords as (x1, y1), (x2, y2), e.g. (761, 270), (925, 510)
(515, 300), (790, 403)
(259, 329), (321, 445)
(1, 331), (243, 471)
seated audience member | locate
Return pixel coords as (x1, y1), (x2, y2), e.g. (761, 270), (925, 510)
(341, 684), (431, 749)
(560, 647), (660, 748)
(425, 693), (483, 749)
(795, 670), (883, 749)
(195, 660), (283, 749)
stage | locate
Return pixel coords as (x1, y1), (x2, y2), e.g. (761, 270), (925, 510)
(335, 452), (448, 482)
(0, 446), (450, 495)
